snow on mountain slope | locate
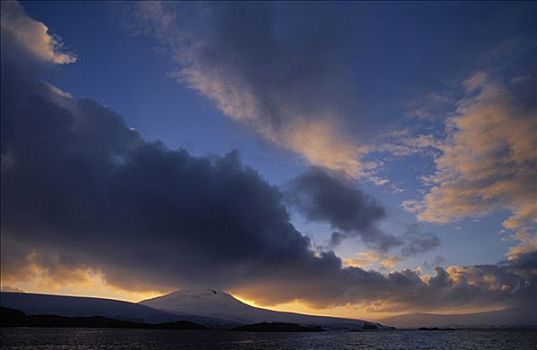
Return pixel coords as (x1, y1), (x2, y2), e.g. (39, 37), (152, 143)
(0, 290), (384, 329)
(0, 292), (177, 323)
(0, 292), (229, 326)
(140, 289), (378, 329)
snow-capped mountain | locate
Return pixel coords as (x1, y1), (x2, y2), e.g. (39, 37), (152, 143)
(140, 288), (379, 329)
(0, 292), (230, 326)
(0, 290), (384, 329)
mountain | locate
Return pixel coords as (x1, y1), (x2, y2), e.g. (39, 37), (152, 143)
(140, 288), (381, 330)
(1, 290), (384, 330)
(0, 292), (221, 325)
(382, 307), (537, 329)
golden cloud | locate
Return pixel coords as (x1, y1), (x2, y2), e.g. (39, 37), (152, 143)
(343, 251), (400, 270)
(409, 72), (536, 241)
(1, 1), (76, 64)
(1, 251), (164, 302)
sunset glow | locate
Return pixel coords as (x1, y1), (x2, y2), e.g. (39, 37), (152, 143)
(1, 0), (535, 328)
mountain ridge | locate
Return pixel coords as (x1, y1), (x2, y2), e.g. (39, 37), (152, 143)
(0, 291), (378, 330)
(381, 307), (537, 329)
(0, 292), (229, 326)
(140, 288), (381, 330)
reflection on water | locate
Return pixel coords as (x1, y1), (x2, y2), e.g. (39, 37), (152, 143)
(1, 328), (536, 350)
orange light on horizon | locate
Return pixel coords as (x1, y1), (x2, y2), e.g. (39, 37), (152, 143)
(0, 268), (165, 303)
(2, 272), (508, 320)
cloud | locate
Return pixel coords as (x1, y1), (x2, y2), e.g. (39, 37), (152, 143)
(423, 256), (446, 271)
(122, 2), (375, 178)
(1, 1), (76, 65)
(2, 38), (334, 294)
(0, 285), (25, 293)
(507, 231), (537, 261)
(284, 168), (440, 256)
(405, 91), (455, 121)
(283, 167), (399, 251)
(1, 2), (535, 315)
(344, 251), (401, 270)
(401, 232), (441, 258)
(376, 130), (442, 157)
(406, 72), (536, 240)
(236, 251), (537, 311)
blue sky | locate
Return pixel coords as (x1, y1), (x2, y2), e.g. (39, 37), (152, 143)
(2, 1), (535, 315)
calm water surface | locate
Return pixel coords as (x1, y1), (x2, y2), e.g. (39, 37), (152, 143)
(1, 328), (536, 350)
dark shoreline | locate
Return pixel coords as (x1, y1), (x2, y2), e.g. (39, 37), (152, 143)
(0, 307), (334, 332)
(2, 307), (535, 332)
(0, 307), (207, 330)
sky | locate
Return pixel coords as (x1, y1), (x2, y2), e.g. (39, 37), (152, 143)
(1, 1), (536, 320)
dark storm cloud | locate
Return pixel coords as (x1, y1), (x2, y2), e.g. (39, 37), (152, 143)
(284, 168), (399, 251)
(1, 22), (323, 290)
(0, 67), (326, 292)
(1, 1), (535, 314)
(284, 168), (440, 255)
(238, 251), (537, 311)
(1, 63), (305, 289)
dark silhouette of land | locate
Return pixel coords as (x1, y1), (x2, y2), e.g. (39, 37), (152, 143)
(233, 322), (325, 332)
(418, 327), (441, 331)
(0, 307), (207, 330)
(350, 322), (386, 331)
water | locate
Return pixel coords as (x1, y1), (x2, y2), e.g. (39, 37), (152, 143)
(1, 328), (536, 350)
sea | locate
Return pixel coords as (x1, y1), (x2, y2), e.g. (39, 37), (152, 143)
(1, 328), (536, 350)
